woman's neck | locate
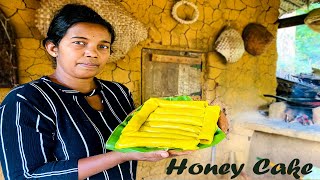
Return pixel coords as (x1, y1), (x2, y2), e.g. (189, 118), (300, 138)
(49, 72), (97, 94)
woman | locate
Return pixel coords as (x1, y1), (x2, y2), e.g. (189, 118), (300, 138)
(0, 4), (191, 179)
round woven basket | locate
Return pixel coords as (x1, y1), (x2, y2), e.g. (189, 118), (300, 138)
(242, 23), (274, 56)
(214, 27), (245, 63)
(305, 8), (320, 33)
(35, 0), (148, 62)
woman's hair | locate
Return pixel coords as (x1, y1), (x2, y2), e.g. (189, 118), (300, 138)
(43, 3), (116, 50)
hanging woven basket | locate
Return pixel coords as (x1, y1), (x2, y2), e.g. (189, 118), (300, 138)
(305, 8), (320, 33)
(242, 23), (274, 56)
(35, 0), (148, 62)
(214, 27), (245, 63)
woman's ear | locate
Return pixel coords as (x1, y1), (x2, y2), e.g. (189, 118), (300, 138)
(45, 41), (58, 57)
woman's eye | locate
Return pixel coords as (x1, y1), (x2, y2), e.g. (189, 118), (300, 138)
(73, 41), (86, 45)
(99, 45), (110, 50)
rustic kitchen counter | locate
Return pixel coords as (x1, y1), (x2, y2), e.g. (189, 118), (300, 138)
(232, 111), (320, 179)
(233, 111), (320, 142)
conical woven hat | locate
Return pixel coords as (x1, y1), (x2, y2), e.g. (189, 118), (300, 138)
(214, 27), (245, 63)
(35, 0), (148, 62)
(305, 8), (320, 33)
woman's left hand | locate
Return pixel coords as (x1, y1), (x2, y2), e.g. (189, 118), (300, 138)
(218, 111), (229, 134)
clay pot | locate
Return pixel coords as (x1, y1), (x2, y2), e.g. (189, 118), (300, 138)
(242, 23), (274, 56)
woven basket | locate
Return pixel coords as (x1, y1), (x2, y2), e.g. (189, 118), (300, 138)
(305, 8), (320, 33)
(242, 23), (274, 56)
(214, 27), (244, 63)
(35, 0), (148, 62)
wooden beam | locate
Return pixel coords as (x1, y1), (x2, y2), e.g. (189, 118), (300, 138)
(151, 54), (202, 64)
(278, 13), (308, 28)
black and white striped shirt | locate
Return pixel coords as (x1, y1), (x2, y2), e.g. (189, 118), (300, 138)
(0, 76), (136, 179)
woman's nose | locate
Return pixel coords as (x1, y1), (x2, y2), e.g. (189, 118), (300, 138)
(84, 45), (98, 58)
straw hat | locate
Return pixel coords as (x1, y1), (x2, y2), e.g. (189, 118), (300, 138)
(305, 8), (320, 33)
(214, 27), (245, 63)
(35, 0), (148, 62)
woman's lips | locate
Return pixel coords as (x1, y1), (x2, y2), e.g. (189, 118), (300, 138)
(78, 63), (99, 69)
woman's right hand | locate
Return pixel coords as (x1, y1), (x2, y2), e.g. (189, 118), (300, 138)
(123, 150), (193, 162)
(78, 149), (194, 179)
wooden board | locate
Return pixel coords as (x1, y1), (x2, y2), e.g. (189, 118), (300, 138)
(142, 48), (204, 103)
(151, 54), (202, 64)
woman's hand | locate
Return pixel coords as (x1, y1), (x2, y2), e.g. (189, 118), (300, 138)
(218, 111), (229, 134)
(123, 150), (194, 162)
(78, 149), (194, 179)
(167, 150), (194, 157)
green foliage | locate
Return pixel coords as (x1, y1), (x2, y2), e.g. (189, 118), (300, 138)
(277, 3), (320, 75)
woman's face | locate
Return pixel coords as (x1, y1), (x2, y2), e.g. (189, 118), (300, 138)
(52, 22), (112, 79)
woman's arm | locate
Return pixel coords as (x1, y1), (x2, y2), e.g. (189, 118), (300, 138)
(78, 150), (175, 179)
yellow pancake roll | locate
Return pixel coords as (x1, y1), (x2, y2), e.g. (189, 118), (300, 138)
(115, 136), (200, 150)
(123, 131), (194, 139)
(139, 126), (199, 138)
(156, 99), (208, 109)
(146, 113), (204, 126)
(143, 121), (202, 134)
(122, 98), (158, 133)
(198, 106), (220, 144)
(153, 107), (205, 117)
(115, 97), (221, 150)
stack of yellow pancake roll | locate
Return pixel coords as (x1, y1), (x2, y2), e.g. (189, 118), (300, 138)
(115, 98), (221, 150)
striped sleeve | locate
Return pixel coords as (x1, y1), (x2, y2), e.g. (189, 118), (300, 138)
(0, 93), (78, 179)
